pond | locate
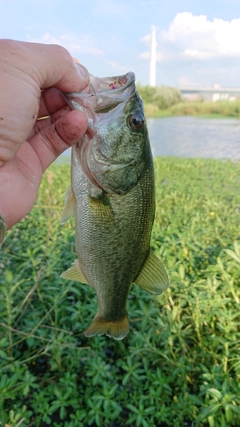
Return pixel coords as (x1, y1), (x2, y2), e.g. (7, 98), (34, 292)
(61, 116), (240, 161)
(148, 116), (240, 160)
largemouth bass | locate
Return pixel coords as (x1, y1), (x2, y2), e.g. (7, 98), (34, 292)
(61, 72), (169, 340)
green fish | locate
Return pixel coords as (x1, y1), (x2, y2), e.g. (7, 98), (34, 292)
(61, 72), (169, 340)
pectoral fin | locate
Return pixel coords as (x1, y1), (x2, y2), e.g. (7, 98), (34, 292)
(60, 259), (89, 285)
(134, 250), (169, 294)
(88, 195), (114, 222)
(60, 186), (76, 224)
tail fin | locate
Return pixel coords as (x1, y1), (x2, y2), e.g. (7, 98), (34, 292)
(84, 313), (129, 340)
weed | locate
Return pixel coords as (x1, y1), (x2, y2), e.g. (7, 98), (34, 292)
(0, 158), (240, 426)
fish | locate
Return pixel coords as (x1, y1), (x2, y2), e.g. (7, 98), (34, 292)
(60, 72), (169, 340)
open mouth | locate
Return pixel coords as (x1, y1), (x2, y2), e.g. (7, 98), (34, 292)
(89, 72), (135, 95)
(63, 72), (136, 114)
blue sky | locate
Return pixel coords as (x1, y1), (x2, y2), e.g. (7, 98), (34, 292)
(1, 0), (240, 87)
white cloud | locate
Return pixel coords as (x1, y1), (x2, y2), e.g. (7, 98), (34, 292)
(27, 33), (104, 56)
(140, 32), (165, 61)
(162, 12), (240, 59)
(140, 33), (150, 46)
(140, 13), (240, 65)
(104, 59), (129, 73)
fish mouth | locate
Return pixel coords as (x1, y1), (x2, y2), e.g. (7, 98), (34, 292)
(89, 72), (135, 94)
(63, 72), (136, 115)
(64, 72), (138, 193)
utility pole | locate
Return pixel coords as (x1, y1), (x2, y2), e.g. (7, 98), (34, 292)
(149, 25), (156, 87)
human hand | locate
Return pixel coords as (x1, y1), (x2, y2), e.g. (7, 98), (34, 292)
(0, 39), (89, 238)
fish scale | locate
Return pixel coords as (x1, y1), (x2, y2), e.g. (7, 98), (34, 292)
(74, 153), (154, 315)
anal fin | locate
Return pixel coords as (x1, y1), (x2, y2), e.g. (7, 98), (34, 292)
(60, 259), (88, 284)
(134, 250), (169, 294)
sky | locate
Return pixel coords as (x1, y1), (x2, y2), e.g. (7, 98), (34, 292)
(1, 0), (240, 88)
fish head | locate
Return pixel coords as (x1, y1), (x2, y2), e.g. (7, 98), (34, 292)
(64, 72), (152, 195)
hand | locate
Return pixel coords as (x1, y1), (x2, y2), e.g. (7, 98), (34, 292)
(0, 39), (90, 233)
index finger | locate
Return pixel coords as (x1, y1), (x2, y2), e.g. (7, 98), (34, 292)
(2, 40), (90, 93)
(30, 43), (90, 92)
(38, 87), (67, 118)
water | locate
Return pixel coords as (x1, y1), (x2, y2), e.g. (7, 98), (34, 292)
(61, 117), (240, 161)
(148, 116), (240, 160)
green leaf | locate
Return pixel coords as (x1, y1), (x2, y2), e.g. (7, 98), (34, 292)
(225, 405), (232, 423)
(207, 388), (223, 401)
(5, 269), (13, 283)
(126, 404), (139, 414)
(179, 265), (185, 279)
(228, 404), (240, 415)
(225, 249), (240, 264)
(196, 403), (221, 422)
(208, 415), (215, 427)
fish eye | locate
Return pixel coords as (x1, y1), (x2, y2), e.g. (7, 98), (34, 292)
(128, 113), (144, 131)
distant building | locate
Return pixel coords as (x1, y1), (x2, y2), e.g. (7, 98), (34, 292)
(179, 85), (240, 101)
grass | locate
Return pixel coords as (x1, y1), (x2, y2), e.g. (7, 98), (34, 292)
(0, 157), (240, 427)
(144, 99), (240, 119)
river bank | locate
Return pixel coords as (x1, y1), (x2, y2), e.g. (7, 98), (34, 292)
(144, 99), (240, 119)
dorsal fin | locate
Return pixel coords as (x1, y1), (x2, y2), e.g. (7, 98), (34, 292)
(134, 250), (169, 294)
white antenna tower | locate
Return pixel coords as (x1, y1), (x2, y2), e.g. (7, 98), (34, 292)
(149, 25), (156, 87)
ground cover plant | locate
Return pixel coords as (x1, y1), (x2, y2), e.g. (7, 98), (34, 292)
(0, 157), (240, 427)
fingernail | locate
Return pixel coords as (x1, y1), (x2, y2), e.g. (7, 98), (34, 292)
(0, 214), (6, 248)
(76, 63), (89, 80)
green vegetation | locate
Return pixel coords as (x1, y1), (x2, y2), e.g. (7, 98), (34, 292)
(137, 85), (240, 118)
(137, 85), (183, 110)
(160, 99), (240, 119)
(1, 158), (240, 427)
